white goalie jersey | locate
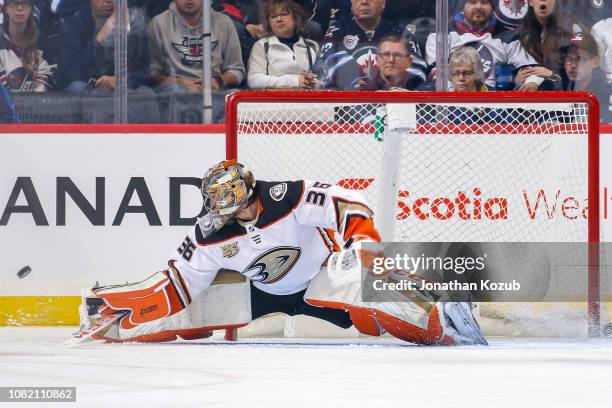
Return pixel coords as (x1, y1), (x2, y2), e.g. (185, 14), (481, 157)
(170, 180), (381, 301)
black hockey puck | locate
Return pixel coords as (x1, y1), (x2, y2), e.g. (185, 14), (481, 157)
(603, 323), (612, 337)
(17, 266), (31, 279)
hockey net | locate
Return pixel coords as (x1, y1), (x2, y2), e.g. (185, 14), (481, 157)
(226, 90), (607, 339)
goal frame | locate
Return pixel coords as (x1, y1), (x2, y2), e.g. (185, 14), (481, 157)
(225, 90), (602, 337)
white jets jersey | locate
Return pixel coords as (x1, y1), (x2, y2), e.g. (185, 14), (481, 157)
(426, 31), (537, 88)
(169, 180), (378, 301)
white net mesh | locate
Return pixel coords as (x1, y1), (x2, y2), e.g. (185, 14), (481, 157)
(230, 91), (604, 338)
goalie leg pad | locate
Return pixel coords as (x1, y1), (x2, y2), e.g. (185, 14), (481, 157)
(74, 270), (252, 344)
(306, 253), (487, 345)
(307, 298), (449, 343)
(307, 297), (486, 345)
(93, 267), (189, 330)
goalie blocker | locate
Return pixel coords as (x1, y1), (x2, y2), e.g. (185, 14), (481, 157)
(72, 160), (486, 346)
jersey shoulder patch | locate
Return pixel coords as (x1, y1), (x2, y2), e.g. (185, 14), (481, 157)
(256, 180), (304, 228)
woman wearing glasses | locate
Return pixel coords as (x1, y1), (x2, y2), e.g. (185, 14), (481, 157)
(449, 46), (487, 92)
(0, 0), (54, 91)
(247, 0), (320, 89)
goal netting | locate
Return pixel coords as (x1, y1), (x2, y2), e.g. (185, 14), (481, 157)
(226, 90), (607, 338)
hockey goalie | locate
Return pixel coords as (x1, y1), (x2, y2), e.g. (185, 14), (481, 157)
(71, 160), (487, 346)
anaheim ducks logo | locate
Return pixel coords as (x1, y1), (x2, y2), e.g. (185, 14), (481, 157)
(244, 247), (301, 284)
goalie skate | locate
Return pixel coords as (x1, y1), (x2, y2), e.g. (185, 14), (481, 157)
(440, 302), (488, 346)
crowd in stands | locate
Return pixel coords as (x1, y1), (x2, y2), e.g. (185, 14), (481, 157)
(0, 0), (610, 123)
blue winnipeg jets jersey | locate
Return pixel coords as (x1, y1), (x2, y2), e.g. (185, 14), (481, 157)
(316, 13), (427, 89)
(169, 180), (379, 299)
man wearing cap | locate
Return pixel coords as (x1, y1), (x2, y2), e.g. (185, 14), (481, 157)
(561, 32), (612, 122)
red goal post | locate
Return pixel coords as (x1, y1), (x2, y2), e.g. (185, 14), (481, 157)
(225, 90), (602, 337)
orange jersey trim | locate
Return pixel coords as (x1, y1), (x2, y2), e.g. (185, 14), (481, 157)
(343, 216), (381, 243)
(317, 228), (340, 253)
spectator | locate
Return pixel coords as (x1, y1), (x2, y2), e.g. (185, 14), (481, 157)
(0, 0), (54, 91)
(315, 0), (426, 90)
(561, 32), (611, 122)
(449, 46), (487, 91)
(247, 0), (319, 89)
(426, 0), (552, 91)
(518, 0), (572, 73)
(443, 46), (521, 125)
(449, 0), (530, 32)
(319, 0), (435, 27)
(59, 0), (158, 123)
(0, 0), (66, 66)
(147, 0), (245, 93)
(560, 0), (612, 81)
(52, 0), (174, 18)
(357, 34), (428, 90)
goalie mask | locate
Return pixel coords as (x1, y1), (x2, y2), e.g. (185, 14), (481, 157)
(201, 160), (256, 229)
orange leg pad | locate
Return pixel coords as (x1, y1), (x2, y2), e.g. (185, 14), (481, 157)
(307, 297), (456, 345)
(372, 308), (452, 345)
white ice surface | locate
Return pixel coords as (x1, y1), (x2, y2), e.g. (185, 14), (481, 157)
(1, 327), (611, 408)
